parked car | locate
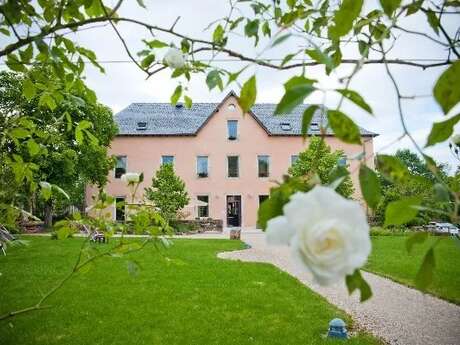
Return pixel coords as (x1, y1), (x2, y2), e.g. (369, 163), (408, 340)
(426, 222), (459, 235)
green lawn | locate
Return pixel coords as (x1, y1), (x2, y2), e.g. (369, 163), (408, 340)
(366, 235), (460, 304)
(0, 237), (379, 345)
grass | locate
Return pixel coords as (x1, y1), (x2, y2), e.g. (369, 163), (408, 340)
(365, 235), (460, 304)
(0, 237), (380, 345)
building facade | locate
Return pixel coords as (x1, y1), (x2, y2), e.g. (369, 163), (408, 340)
(85, 92), (376, 228)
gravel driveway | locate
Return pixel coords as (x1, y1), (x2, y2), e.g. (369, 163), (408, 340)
(218, 230), (460, 345)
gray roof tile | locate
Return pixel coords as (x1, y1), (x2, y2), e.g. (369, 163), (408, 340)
(115, 94), (377, 137)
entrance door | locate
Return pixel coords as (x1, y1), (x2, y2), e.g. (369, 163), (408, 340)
(226, 195), (241, 227)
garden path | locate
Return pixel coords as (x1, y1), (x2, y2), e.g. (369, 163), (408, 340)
(218, 230), (460, 345)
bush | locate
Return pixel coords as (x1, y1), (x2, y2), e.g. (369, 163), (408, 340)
(370, 226), (414, 236)
(169, 220), (198, 233)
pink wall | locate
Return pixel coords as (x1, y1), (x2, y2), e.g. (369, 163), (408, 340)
(86, 96), (375, 228)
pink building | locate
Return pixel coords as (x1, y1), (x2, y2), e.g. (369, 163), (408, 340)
(86, 92), (376, 228)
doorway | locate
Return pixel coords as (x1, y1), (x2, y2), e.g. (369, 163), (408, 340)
(226, 195), (241, 227)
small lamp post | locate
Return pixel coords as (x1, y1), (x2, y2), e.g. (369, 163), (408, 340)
(327, 318), (348, 339)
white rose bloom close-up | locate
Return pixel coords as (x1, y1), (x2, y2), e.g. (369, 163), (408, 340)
(121, 172), (140, 185)
(164, 48), (186, 69)
(266, 185), (371, 286)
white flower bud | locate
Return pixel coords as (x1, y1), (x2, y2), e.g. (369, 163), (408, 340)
(121, 172), (140, 185)
(164, 47), (186, 69)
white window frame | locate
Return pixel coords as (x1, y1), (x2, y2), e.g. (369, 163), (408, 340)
(196, 194), (210, 218)
(114, 155), (127, 179)
(161, 155), (175, 165)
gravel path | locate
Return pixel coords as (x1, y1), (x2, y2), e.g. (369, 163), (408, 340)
(218, 230), (460, 345)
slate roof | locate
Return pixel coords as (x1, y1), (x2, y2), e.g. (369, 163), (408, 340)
(115, 92), (377, 137)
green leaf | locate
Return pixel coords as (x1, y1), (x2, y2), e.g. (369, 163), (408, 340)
(376, 154), (410, 183)
(39, 181), (52, 201)
(275, 76), (315, 114)
(238, 75), (257, 113)
(415, 248), (435, 290)
(433, 61), (460, 114)
(301, 105), (319, 138)
(425, 113), (460, 147)
(141, 54), (155, 69)
(213, 24), (225, 44)
(379, 0), (402, 17)
(38, 93), (56, 110)
(206, 70), (224, 91)
(305, 48), (333, 70)
(6, 54), (27, 72)
(184, 95), (192, 109)
(406, 232), (428, 254)
(244, 19), (260, 45)
(144, 39), (169, 49)
(337, 89), (373, 114)
(359, 165), (381, 209)
(27, 139), (40, 156)
(170, 85), (182, 106)
(433, 183), (450, 202)
(136, 0), (146, 8)
(326, 110), (362, 144)
(22, 78), (36, 100)
(271, 33), (291, 47)
(262, 21), (271, 37)
(384, 197), (421, 227)
(328, 0), (364, 39)
(10, 128), (30, 139)
(19, 44), (33, 63)
(345, 269), (372, 302)
(425, 9), (440, 35)
(281, 53), (295, 67)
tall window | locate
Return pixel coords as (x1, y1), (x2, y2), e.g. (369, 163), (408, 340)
(227, 120), (238, 140)
(197, 156), (208, 178)
(197, 195), (209, 217)
(115, 197), (125, 221)
(115, 156), (127, 178)
(338, 155), (347, 167)
(258, 155), (270, 177)
(227, 156), (239, 177)
(162, 155), (174, 165)
(291, 155), (299, 166)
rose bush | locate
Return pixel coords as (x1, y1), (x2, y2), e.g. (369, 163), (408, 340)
(266, 185), (371, 286)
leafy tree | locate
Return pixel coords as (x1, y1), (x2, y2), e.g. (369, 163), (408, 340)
(0, 70), (117, 227)
(289, 136), (354, 198)
(375, 149), (450, 225)
(145, 164), (189, 221)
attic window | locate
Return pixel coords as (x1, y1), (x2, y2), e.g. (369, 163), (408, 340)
(228, 103), (236, 111)
(280, 122), (292, 131)
(136, 121), (147, 130)
(310, 122), (319, 130)
(175, 103), (183, 108)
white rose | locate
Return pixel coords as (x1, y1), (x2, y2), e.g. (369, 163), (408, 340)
(121, 172), (140, 185)
(164, 48), (186, 69)
(452, 134), (460, 146)
(266, 185), (371, 286)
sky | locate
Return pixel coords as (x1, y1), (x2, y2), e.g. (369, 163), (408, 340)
(2, 0), (459, 172)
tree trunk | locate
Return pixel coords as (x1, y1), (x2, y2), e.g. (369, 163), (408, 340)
(44, 200), (53, 229)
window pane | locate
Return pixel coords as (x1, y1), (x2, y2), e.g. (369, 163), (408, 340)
(258, 155), (269, 177)
(197, 156), (208, 177)
(115, 156), (126, 178)
(197, 195), (209, 217)
(227, 156), (239, 177)
(115, 197), (125, 221)
(227, 120), (238, 140)
(291, 155), (299, 166)
(162, 155), (174, 165)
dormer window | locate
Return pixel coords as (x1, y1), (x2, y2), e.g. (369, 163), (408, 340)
(136, 121), (147, 130)
(280, 122), (292, 131)
(228, 103), (236, 111)
(310, 123), (319, 130)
